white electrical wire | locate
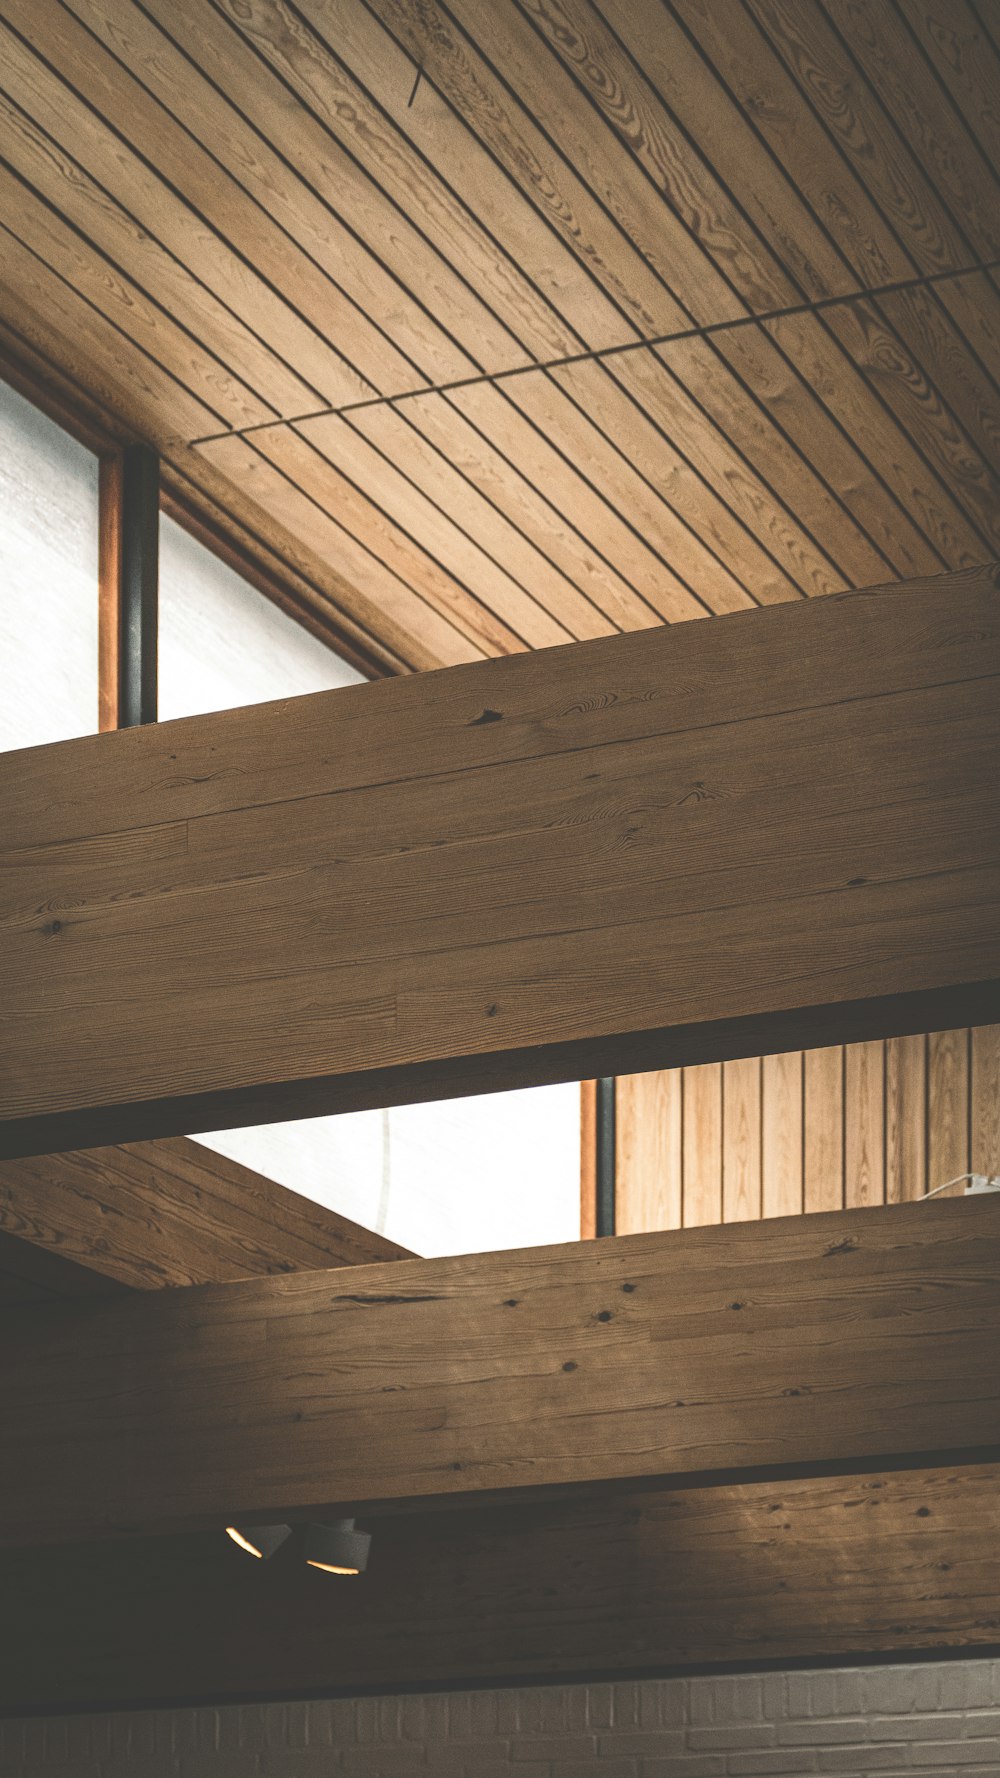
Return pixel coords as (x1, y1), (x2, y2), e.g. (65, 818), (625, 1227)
(921, 1173), (974, 1201)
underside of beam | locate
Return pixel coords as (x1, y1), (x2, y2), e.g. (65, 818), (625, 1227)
(2, 1198), (998, 1548)
(1, 567), (998, 1156)
(2, 1462), (997, 1714)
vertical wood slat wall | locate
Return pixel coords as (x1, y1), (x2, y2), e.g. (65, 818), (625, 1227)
(616, 1028), (1000, 1233)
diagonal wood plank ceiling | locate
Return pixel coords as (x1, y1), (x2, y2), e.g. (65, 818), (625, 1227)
(0, 0), (998, 676)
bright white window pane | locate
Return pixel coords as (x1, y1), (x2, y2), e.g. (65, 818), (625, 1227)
(0, 378), (98, 750)
(200, 1082), (581, 1257)
(157, 512), (364, 717)
(164, 516), (581, 1255)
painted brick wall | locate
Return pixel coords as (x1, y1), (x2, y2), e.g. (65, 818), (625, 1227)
(2, 1663), (999, 1777)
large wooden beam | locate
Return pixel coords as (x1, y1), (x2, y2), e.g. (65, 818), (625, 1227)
(0, 1135), (411, 1290)
(2, 1198), (998, 1548)
(2, 568), (999, 1157)
(2, 1462), (996, 1712)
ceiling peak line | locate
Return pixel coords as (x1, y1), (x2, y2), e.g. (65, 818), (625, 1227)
(188, 256), (1000, 449)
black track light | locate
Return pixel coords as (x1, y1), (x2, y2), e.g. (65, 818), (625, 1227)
(304, 1518), (371, 1576)
(225, 1523), (293, 1561)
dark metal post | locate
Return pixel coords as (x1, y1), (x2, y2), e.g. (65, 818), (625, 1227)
(117, 444), (159, 727)
(595, 1076), (616, 1237)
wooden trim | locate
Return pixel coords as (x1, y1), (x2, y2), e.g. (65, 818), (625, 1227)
(2, 1197), (998, 1547)
(0, 1136), (412, 1292)
(2, 1460), (997, 1711)
(97, 451), (123, 733)
(2, 569), (998, 1157)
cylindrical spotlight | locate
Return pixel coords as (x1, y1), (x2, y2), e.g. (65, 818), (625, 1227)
(304, 1518), (371, 1575)
(225, 1523), (292, 1560)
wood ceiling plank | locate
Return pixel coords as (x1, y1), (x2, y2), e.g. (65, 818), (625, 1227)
(364, 0), (693, 338)
(671, 0), (914, 288)
(194, 433), (483, 670)
(343, 402), (619, 641)
(722, 1056), (762, 1225)
(877, 283), (1000, 477)
(446, 377), (704, 626)
(0, 38), (320, 421)
(499, 372), (717, 621)
(213, 0), (587, 365)
(0, 159), (269, 430)
(2, 1196), (999, 1545)
(623, 344), (842, 599)
(745, 0), (970, 276)
(657, 334), (886, 592)
(303, 0), (618, 356)
(515, 0), (797, 315)
(3, 0), (376, 410)
(4, 1462), (996, 1709)
(3, 570), (999, 1155)
(897, 0), (1000, 178)
(402, 387), (664, 635)
(819, 298), (999, 556)
(762, 1050), (803, 1219)
(0, 227), (218, 445)
(972, 1024), (1000, 1179)
(823, 0), (1000, 263)
(766, 303), (986, 569)
(114, 0), (528, 385)
(597, 350), (805, 609)
(597, 0), (860, 306)
(161, 442), (405, 679)
(711, 321), (941, 581)
(681, 1063), (722, 1228)
(0, 1136), (410, 1292)
(845, 1040), (886, 1208)
(544, 359), (760, 615)
(804, 1046), (844, 1215)
(298, 411), (574, 649)
(936, 270), (1000, 392)
(928, 1028), (971, 1194)
(886, 1032), (928, 1203)
(615, 1069), (682, 1235)
(247, 424), (526, 658)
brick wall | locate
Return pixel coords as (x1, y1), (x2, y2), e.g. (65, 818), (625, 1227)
(2, 1663), (999, 1777)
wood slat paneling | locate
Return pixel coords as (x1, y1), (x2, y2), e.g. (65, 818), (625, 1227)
(619, 1027), (1000, 1232)
(0, 0), (998, 674)
(2, 1196), (998, 1546)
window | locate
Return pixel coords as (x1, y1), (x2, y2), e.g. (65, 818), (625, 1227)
(158, 512), (364, 718)
(0, 378), (98, 751)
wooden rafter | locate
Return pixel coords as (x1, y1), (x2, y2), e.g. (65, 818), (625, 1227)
(0, 1136), (411, 1292)
(2, 1461), (997, 1713)
(2, 569), (998, 1158)
(2, 1196), (998, 1548)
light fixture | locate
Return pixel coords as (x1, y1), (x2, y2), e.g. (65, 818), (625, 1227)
(225, 1523), (293, 1560)
(304, 1518), (371, 1575)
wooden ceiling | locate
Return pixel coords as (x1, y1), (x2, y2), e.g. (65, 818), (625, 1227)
(0, 0), (998, 673)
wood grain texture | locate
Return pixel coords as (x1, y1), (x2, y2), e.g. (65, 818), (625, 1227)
(615, 1069), (682, 1236)
(762, 1050), (803, 1219)
(845, 1040), (885, 1209)
(1, 1196), (998, 1547)
(803, 1045), (843, 1215)
(682, 1063), (722, 1228)
(619, 1027), (1000, 1232)
(0, 1136), (410, 1291)
(2, 1462), (998, 1710)
(2, 573), (999, 1157)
